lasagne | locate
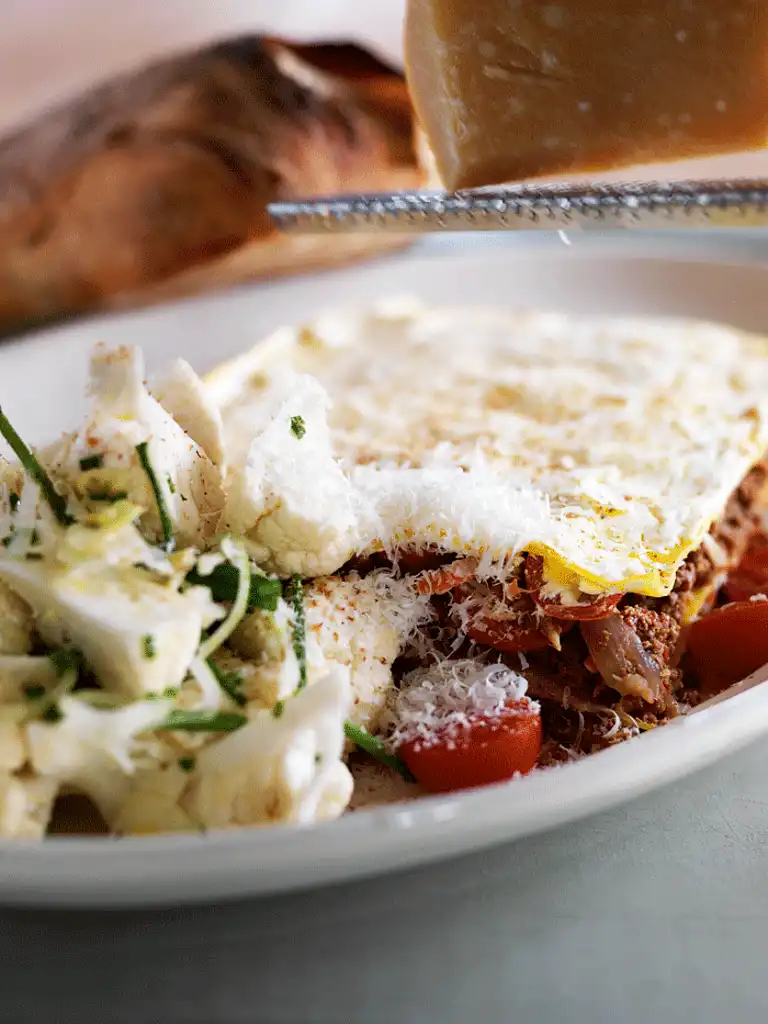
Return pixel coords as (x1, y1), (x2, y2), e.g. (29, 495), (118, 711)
(0, 301), (766, 835)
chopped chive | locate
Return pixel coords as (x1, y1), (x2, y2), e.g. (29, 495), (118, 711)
(162, 686), (179, 699)
(271, 700), (285, 719)
(136, 441), (174, 551)
(87, 489), (129, 503)
(166, 475), (176, 495)
(48, 648), (82, 677)
(8, 492), (19, 511)
(314, 752), (323, 765)
(178, 757), (196, 772)
(290, 415), (306, 439)
(156, 709), (247, 733)
(79, 454), (103, 471)
(142, 634), (156, 660)
(22, 684), (45, 701)
(208, 660), (247, 707)
(41, 703), (63, 723)
(286, 575), (307, 690)
(343, 723), (415, 782)
(0, 409), (72, 525)
(186, 562), (282, 612)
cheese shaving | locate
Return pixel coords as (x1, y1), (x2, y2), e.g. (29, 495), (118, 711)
(381, 660), (534, 750)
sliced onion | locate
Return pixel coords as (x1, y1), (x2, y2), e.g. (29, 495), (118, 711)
(580, 614), (665, 706)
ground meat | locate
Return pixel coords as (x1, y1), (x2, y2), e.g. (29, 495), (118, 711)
(620, 606), (681, 692)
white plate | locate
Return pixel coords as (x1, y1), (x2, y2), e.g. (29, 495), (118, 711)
(2, 245), (768, 907)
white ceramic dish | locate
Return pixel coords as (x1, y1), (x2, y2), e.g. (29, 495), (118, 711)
(2, 244), (768, 907)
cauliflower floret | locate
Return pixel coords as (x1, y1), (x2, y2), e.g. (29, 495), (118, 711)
(151, 358), (226, 472)
(0, 555), (217, 699)
(227, 595), (325, 707)
(0, 580), (32, 655)
(222, 374), (368, 577)
(113, 761), (198, 836)
(26, 696), (173, 822)
(303, 573), (433, 733)
(181, 666), (353, 828)
(43, 346), (224, 546)
(0, 775), (58, 838)
(0, 656), (57, 702)
(0, 721), (26, 772)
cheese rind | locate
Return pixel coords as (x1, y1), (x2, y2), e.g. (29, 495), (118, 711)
(405, 0), (768, 189)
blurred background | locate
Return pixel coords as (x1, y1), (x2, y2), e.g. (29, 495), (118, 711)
(1, 0), (767, 337)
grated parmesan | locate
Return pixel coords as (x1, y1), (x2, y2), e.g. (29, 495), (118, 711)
(380, 660), (536, 751)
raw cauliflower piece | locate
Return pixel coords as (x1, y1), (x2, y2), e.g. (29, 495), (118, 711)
(303, 573), (433, 733)
(227, 595), (324, 708)
(0, 656), (57, 702)
(151, 358), (226, 471)
(222, 373), (368, 577)
(181, 666), (353, 828)
(0, 775), (58, 838)
(0, 549), (218, 698)
(26, 696), (173, 822)
(0, 581), (32, 655)
(44, 345), (224, 546)
(113, 762), (198, 836)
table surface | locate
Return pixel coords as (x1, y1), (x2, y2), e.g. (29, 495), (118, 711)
(2, 738), (768, 1023)
(4, 231), (768, 1024)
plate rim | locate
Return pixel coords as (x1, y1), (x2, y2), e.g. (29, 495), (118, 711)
(1, 245), (768, 905)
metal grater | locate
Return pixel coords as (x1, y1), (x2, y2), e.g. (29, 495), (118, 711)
(269, 179), (768, 234)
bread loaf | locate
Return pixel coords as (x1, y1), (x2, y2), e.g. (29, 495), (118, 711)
(0, 36), (421, 329)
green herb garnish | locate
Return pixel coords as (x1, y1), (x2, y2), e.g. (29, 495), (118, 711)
(186, 562), (282, 612)
(79, 454), (103, 471)
(271, 700), (285, 719)
(41, 703), (63, 724)
(178, 757), (196, 772)
(142, 634), (156, 660)
(343, 723), (415, 782)
(22, 683), (46, 701)
(0, 409), (72, 525)
(8, 492), (19, 511)
(166, 475), (176, 495)
(86, 489), (129, 503)
(156, 710), (247, 733)
(286, 574), (307, 690)
(208, 660), (247, 707)
(162, 686), (179, 699)
(136, 441), (174, 551)
(48, 648), (82, 677)
(290, 415), (306, 439)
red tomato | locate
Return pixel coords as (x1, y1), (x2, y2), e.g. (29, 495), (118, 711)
(466, 614), (568, 652)
(687, 600), (768, 694)
(398, 700), (542, 794)
(724, 538), (768, 603)
(525, 555), (622, 621)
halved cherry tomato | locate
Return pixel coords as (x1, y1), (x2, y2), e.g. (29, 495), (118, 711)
(525, 555), (622, 621)
(687, 600), (768, 694)
(466, 614), (571, 653)
(724, 537), (768, 603)
(398, 700), (542, 793)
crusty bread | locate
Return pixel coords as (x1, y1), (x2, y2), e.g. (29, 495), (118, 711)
(0, 36), (421, 329)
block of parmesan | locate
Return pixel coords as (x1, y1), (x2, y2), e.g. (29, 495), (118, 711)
(404, 0), (768, 189)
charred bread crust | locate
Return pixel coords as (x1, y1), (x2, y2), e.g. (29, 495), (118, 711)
(0, 36), (421, 327)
